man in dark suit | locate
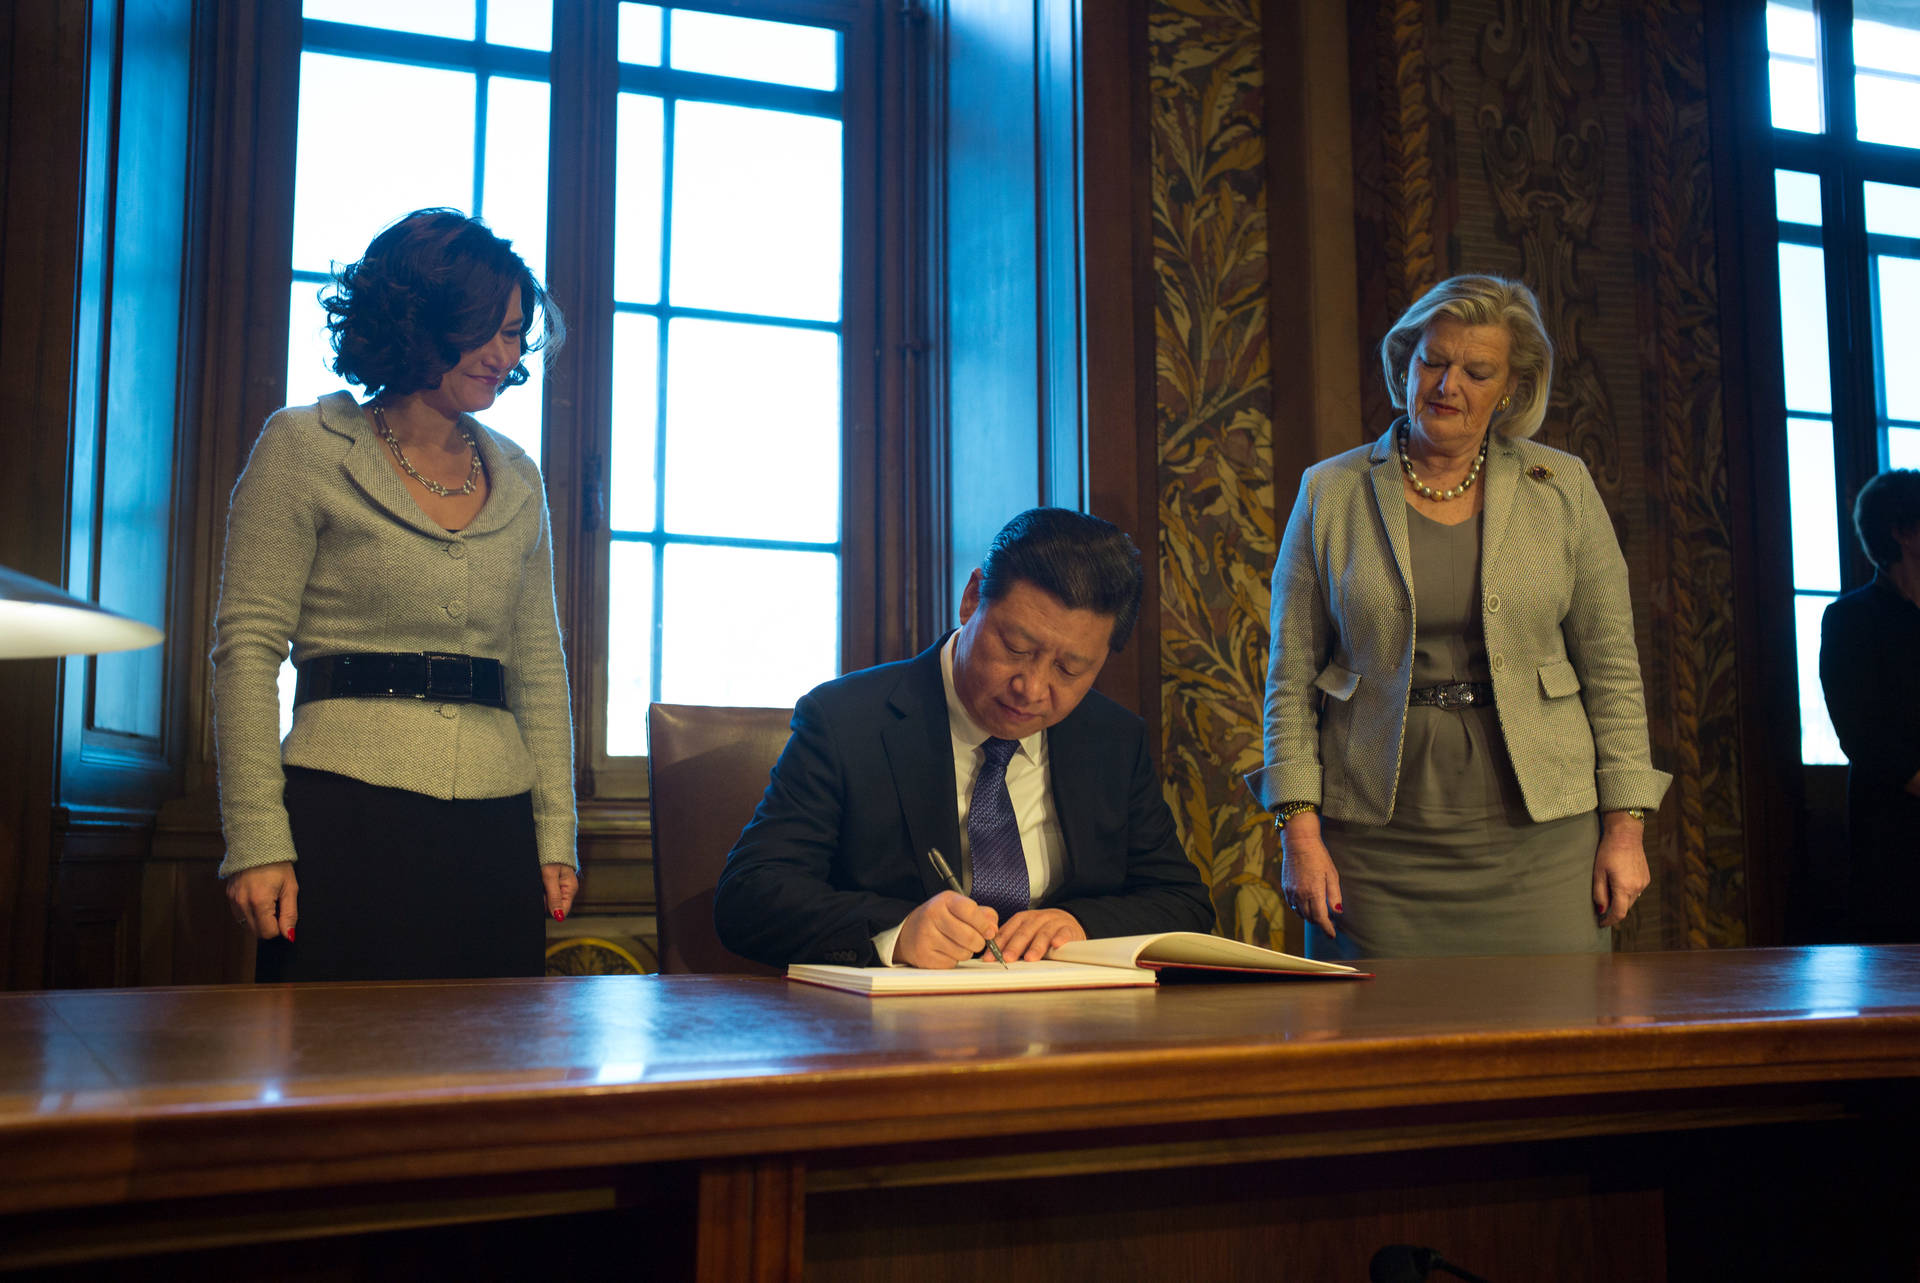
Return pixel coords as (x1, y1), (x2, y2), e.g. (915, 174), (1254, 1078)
(715, 508), (1215, 968)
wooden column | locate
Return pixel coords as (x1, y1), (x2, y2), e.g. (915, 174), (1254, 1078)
(695, 1156), (805, 1283)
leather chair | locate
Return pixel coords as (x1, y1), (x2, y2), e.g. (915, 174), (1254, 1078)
(646, 703), (793, 975)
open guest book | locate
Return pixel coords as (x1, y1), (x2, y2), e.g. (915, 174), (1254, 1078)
(786, 931), (1370, 996)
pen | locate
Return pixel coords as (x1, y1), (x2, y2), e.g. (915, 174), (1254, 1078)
(925, 847), (1008, 967)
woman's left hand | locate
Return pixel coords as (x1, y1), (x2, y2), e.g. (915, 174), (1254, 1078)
(542, 864), (579, 922)
(1592, 813), (1650, 928)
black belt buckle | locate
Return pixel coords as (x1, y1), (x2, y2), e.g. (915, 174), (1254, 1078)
(424, 652), (475, 701)
(1433, 682), (1475, 710)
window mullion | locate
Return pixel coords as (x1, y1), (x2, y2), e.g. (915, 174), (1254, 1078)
(1815, 0), (1881, 590)
(545, 0), (623, 794)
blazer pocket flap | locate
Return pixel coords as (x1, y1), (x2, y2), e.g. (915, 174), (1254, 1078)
(1313, 663), (1361, 702)
(1538, 659), (1582, 699)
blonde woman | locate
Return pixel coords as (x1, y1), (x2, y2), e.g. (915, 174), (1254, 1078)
(1248, 275), (1669, 960)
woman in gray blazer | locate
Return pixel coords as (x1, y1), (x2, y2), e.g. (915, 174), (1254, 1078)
(215, 209), (578, 981)
(1247, 276), (1670, 960)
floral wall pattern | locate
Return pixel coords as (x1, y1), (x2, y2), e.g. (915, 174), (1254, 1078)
(1150, 0), (1747, 948)
(1147, 0), (1285, 946)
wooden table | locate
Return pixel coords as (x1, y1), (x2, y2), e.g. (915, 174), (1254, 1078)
(5, 947), (1920, 1280)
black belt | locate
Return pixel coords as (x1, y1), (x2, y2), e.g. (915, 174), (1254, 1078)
(1408, 681), (1494, 710)
(294, 652), (508, 709)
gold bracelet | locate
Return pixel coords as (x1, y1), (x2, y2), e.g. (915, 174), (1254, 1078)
(1272, 801), (1318, 828)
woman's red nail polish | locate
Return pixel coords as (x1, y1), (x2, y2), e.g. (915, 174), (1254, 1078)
(553, 909), (564, 921)
(286, 926), (296, 942)
(1333, 903), (1344, 914)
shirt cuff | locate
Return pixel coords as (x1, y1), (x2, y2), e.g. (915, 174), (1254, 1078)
(872, 924), (904, 967)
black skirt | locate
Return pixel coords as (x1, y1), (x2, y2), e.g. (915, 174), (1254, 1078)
(255, 766), (547, 982)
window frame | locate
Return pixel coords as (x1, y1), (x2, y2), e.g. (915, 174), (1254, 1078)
(1772, 2), (1920, 615)
(262, 0), (912, 805)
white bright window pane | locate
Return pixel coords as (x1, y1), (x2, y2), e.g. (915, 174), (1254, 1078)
(1878, 256), (1920, 424)
(664, 319), (839, 541)
(1767, 2), (1821, 133)
(610, 311), (660, 533)
(618, 3), (662, 66)
(605, 543), (657, 757)
(1767, 0), (1816, 54)
(1775, 169), (1821, 225)
(479, 356), (544, 465)
(659, 545), (837, 708)
(1787, 417), (1842, 591)
(1795, 594), (1845, 765)
(1888, 427), (1920, 469)
(286, 282), (338, 407)
(486, 0), (550, 50)
(615, 94), (664, 305)
(1856, 71), (1920, 149)
(1777, 242), (1832, 415)
(481, 76), (550, 283)
(279, 657), (298, 743)
(292, 54), (475, 275)
(1864, 181), (1920, 237)
(1855, 5), (1920, 70)
(304, 0), (472, 38)
(669, 11), (839, 92)
(670, 103), (842, 321)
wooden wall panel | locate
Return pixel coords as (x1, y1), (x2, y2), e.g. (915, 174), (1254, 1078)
(0, 1), (99, 989)
(1146, 1), (1284, 943)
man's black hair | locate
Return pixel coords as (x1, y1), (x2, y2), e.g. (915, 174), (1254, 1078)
(977, 508), (1143, 653)
(1853, 468), (1920, 572)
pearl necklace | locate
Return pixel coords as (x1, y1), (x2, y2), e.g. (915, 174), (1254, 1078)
(1398, 423), (1488, 502)
(372, 404), (483, 498)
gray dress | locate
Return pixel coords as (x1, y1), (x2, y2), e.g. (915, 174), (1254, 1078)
(1307, 505), (1605, 960)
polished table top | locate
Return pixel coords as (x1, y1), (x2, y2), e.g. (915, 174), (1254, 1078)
(4, 946), (1919, 1212)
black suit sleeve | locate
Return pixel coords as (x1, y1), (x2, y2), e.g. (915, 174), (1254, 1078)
(713, 691), (921, 967)
(1049, 718), (1216, 939)
(1822, 594), (1920, 792)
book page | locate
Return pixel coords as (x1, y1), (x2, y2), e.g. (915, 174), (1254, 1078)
(787, 960), (1155, 995)
(1050, 932), (1360, 974)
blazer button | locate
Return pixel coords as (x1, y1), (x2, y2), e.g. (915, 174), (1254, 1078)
(1485, 593), (1501, 613)
(1491, 653), (1506, 672)
(438, 703), (459, 719)
(448, 543), (466, 560)
(446, 599), (466, 618)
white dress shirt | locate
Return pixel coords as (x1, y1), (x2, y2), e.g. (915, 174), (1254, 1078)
(873, 634), (1067, 964)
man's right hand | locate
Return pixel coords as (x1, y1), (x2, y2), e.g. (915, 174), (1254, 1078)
(895, 890), (1000, 969)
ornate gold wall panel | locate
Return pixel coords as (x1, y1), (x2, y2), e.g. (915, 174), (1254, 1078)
(1148, 0), (1285, 946)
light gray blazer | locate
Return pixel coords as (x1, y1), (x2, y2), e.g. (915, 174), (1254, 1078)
(212, 393), (576, 876)
(1246, 423), (1671, 825)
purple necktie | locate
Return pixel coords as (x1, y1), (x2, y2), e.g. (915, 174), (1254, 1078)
(967, 736), (1030, 919)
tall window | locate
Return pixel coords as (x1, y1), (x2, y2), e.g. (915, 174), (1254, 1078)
(1765, 1), (1920, 763)
(283, 1), (864, 761)
(604, 4), (845, 755)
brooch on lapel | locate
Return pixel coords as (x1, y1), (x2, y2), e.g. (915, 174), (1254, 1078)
(1527, 464), (1555, 482)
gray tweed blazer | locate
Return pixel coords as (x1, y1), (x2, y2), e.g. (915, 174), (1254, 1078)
(1246, 423), (1671, 825)
(212, 393), (575, 876)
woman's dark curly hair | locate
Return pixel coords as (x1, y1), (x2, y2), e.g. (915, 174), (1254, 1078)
(321, 208), (564, 401)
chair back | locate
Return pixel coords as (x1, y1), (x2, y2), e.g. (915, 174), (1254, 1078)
(646, 703), (792, 975)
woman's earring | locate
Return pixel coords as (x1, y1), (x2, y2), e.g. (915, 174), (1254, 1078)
(1497, 395), (1512, 412)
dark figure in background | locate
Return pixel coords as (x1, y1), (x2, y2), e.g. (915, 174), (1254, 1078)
(1820, 468), (1920, 943)
(715, 508), (1215, 969)
(213, 209), (577, 981)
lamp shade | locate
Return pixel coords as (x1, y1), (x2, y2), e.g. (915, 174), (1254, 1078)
(0, 563), (164, 659)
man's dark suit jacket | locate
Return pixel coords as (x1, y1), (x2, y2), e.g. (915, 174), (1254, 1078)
(1820, 575), (1920, 942)
(713, 639), (1216, 966)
